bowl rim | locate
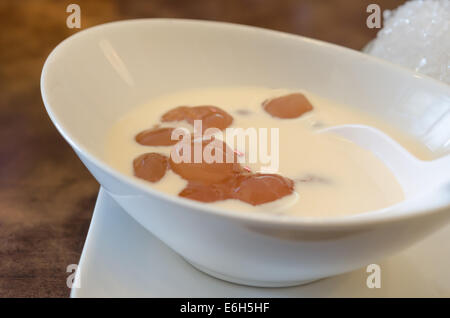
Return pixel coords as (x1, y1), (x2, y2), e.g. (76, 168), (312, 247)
(41, 18), (450, 229)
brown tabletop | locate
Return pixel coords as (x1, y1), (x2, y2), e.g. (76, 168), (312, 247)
(0, 0), (405, 297)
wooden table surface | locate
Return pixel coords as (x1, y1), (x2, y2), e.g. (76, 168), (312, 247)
(0, 0), (405, 297)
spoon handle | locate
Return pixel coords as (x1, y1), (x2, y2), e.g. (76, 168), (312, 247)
(420, 156), (450, 189)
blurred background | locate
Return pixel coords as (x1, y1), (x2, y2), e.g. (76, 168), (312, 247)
(0, 0), (406, 297)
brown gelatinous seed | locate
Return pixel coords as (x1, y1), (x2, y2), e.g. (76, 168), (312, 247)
(169, 138), (242, 184)
(235, 109), (252, 115)
(232, 174), (294, 206)
(296, 174), (328, 183)
(179, 181), (232, 203)
(135, 127), (178, 146)
(161, 105), (233, 131)
(263, 93), (313, 119)
(133, 153), (169, 182)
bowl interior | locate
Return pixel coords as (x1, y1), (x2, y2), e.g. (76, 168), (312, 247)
(41, 19), (450, 162)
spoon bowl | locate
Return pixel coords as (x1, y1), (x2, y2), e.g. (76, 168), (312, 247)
(320, 124), (450, 198)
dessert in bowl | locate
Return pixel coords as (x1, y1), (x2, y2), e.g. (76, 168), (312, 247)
(41, 19), (450, 287)
(107, 86), (413, 217)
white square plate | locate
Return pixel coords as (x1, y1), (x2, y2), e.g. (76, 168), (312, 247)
(71, 188), (450, 297)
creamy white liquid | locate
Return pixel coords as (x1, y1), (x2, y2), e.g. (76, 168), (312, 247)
(105, 87), (432, 217)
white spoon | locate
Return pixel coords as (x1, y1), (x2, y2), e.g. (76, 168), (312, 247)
(319, 124), (450, 198)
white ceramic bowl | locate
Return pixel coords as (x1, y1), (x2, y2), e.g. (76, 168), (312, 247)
(41, 19), (450, 287)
